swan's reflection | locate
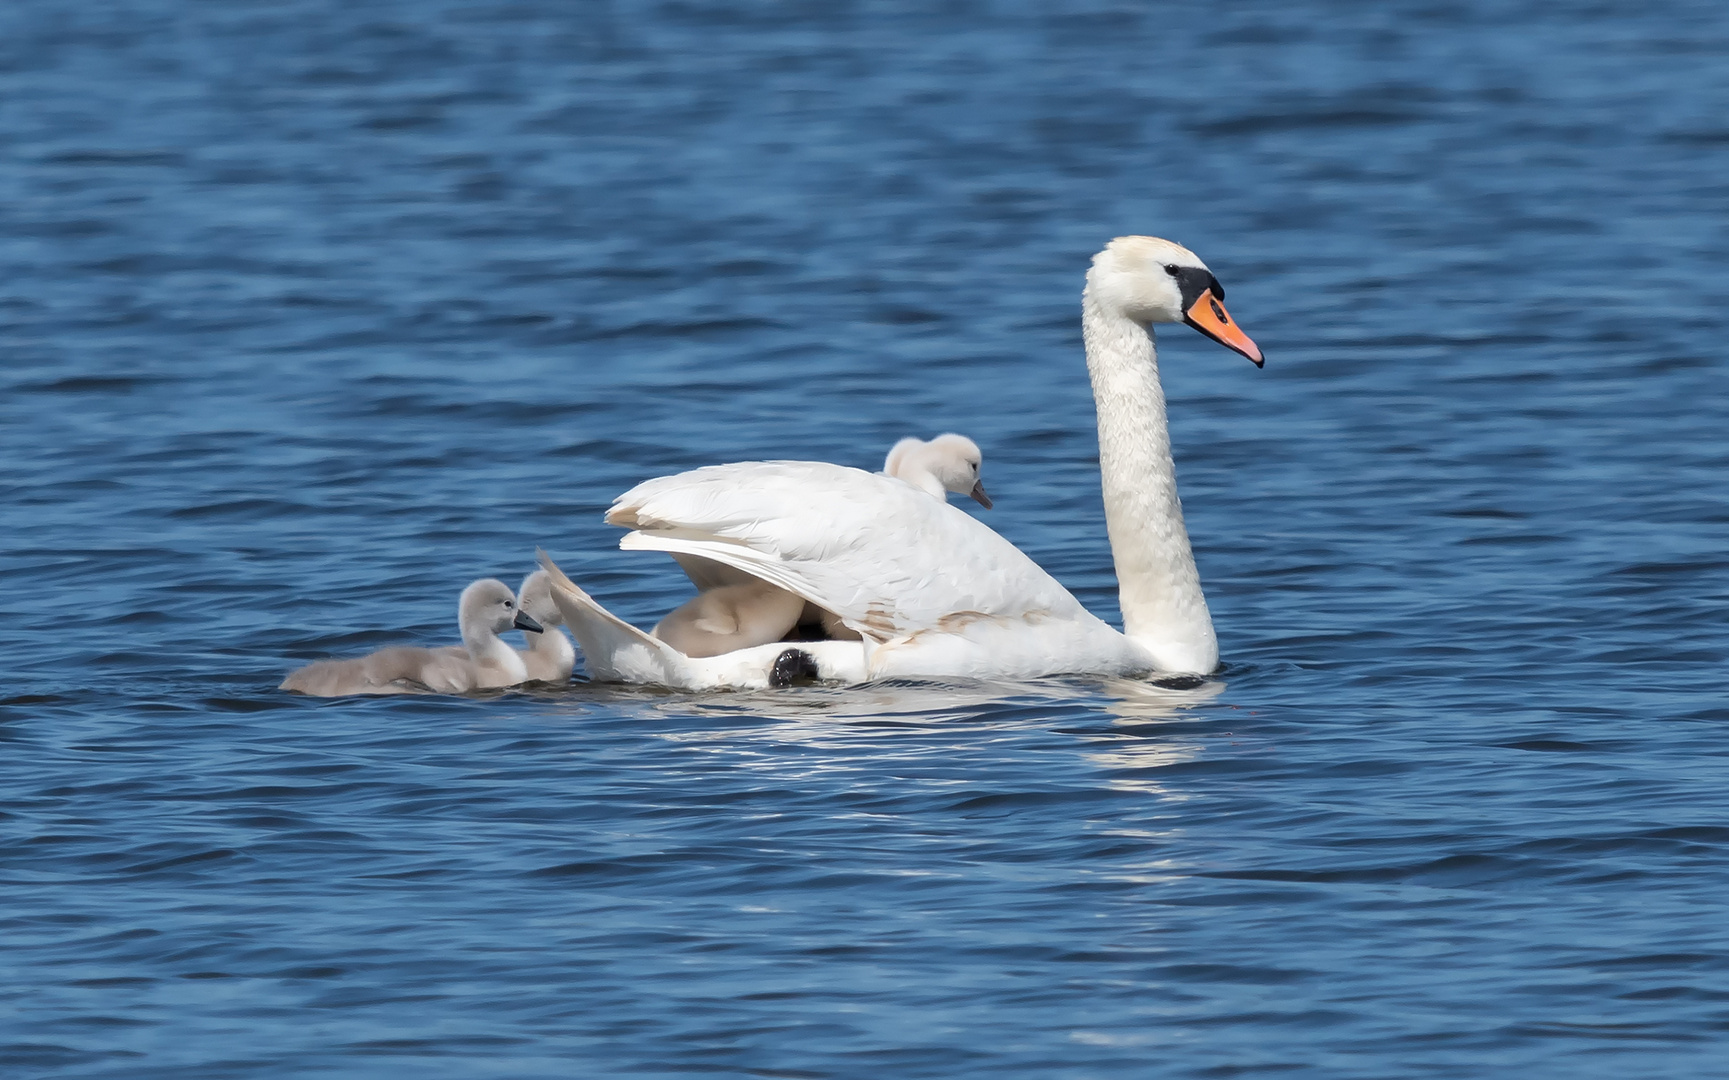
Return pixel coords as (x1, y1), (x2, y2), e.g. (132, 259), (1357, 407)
(1070, 677), (1223, 797)
(530, 672), (1223, 757)
(1097, 675), (1226, 720)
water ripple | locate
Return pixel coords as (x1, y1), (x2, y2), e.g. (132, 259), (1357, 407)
(2, 0), (1728, 1077)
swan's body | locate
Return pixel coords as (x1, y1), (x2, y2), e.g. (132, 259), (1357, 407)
(516, 570), (576, 682)
(650, 433), (995, 657)
(281, 578), (543, 696)
(544, 236), (1260, 688)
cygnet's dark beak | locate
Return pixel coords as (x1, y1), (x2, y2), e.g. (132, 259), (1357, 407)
(514, 610), (545, 633)
(969, 480), (993, 509)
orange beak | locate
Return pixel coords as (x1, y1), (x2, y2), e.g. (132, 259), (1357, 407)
(1184, 290), (1263, 367)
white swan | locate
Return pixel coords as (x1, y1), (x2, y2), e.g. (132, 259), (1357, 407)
(280, 578), (543, 696)
(516, 570), (577, 682)
(542, 235), (1260, 687)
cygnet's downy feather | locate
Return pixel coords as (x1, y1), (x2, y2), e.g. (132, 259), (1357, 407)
(515, 570), (576, 682)
(882, 433), (991, 508)
(280, 578), (542, 696)
(651, 579), (809, 659)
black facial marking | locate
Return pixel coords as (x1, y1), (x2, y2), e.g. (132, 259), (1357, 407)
(1171, 266), (1225, 310)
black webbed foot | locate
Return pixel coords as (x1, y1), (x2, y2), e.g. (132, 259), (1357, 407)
(769, 648), (821, 687)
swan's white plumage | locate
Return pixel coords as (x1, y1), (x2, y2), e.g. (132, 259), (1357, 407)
(611, 462), (1057, 632)
(547, 235), (1259, 687)
(606, 462), (1151, 679)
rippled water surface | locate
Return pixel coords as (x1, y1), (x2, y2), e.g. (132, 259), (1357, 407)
(4, 1), (1729, 1076)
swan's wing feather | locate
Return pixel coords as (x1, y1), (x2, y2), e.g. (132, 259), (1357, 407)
(668, 552), (752, 590)
(609, 461), (1085, 639)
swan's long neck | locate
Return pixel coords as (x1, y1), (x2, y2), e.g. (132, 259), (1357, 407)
(1081, 289), (1218, 673)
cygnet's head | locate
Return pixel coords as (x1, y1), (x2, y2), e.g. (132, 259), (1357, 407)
(1086, 235), (1262, 366)
(884, 433), (991, 508)
(459, 578), (542, 638)
(515, 570), (566, 632)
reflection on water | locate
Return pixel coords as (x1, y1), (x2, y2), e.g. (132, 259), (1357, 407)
(1098, 676), (1227, 721)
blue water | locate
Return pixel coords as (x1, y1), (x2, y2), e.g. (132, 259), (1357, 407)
(4, 0), (1728, 1076)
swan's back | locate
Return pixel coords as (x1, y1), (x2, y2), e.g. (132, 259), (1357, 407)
(609, 461), (1087, 642)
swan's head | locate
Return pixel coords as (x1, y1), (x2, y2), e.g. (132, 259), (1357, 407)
(1087, 235), (1262, 366)
(460, 578), (542, 638)
(515, 570), (566, 632)
(883, 434), (992, 508)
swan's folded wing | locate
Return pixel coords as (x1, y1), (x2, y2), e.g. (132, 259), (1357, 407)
(608, 461), (1085, 641)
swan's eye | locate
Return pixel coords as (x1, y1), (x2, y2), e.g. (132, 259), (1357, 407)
(1164, 264), (1181, 276)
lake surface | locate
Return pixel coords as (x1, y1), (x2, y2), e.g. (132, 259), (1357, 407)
(3, 1), (1728, 1076)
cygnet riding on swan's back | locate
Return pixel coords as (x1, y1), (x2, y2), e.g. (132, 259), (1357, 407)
(280, 578), (543, 696)
(515, 570), (576, 683)
(649, 433), (993, 659)
(882, 433), (991, 508)
(540, 236), (1261, 689)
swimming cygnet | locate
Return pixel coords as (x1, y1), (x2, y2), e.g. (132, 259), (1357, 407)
(882, 432), (992, 508)
(515, 569), (576, 682)
(652, 434), (994, 658)
(280, 578), (543, 696)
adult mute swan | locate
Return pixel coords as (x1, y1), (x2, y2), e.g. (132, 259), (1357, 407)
(280, 578), (543, 696)
(542, 235), (1261, 687)
(516, 570), (577, 682)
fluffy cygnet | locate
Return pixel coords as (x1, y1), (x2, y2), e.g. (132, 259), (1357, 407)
(280, 578), (543, 696)
(516, 569), (576, 682)
(882, 432), (991, 508)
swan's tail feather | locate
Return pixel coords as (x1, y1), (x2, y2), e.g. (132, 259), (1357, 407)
(535, 549), (688, 682)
